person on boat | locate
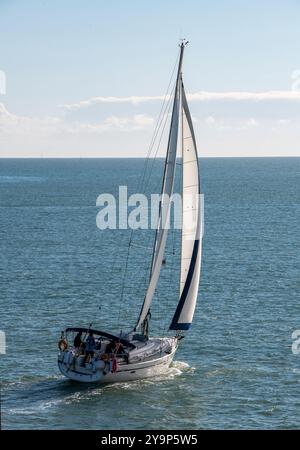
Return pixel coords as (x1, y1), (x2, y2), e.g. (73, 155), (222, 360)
(105, 340), (124, 355)
(116, 341), (124, 355)
(73, 331), (82, 349)
(105, 340), (116, 354)
(83, 332), (96, 365)
(95, 337), (103, 350)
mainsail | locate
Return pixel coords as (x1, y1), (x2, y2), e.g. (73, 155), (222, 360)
(134, 44), (185, 332)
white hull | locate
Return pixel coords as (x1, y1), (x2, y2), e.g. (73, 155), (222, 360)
(58, 337), (178, 384)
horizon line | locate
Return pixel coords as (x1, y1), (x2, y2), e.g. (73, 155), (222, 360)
(1, 155), (299, 159)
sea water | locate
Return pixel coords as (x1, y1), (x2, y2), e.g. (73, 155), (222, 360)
(1, 157), (300, 429)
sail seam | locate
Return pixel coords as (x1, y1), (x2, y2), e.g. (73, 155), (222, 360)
(183, 183), (198, 188)
(182, 159), (197, 165)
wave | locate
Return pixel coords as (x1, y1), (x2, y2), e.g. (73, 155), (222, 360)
(101, 360), (195, 392)
(0, 176), (45, 183)
(1, 374), (63, 390)
(2, 360), (194, 417)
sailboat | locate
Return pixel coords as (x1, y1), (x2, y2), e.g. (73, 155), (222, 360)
(57, 41), (203, 383)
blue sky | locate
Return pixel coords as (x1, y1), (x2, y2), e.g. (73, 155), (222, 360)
(0, 0), (300, 157)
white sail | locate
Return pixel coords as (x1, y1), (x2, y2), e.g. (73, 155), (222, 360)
(135, 45), (185, 331)
(169, 82), (202, 330)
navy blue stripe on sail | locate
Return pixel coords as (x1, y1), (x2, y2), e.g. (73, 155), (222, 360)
(169, 238), (199, 330)
(172, 322), (191, 330)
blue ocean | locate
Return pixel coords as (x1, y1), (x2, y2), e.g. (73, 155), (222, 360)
(1, 157), (300, 429)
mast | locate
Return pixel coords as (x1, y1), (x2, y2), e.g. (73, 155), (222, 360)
(134, 41), (187, 335)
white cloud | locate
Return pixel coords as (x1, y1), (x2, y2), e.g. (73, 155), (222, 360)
(60, 90), (300, 110)
(0, 103), (62, 136)
(199, 116), (259, 131)
(102, 114), (154, 131)
(204, 116), (216, 125)
(59, 95), (164, 110)
(245, 118), (259, 127)
(1, 102), (299, 158)
(277, 118), (290, 125)
(187, 90), (300, 102)
(0, 103), (153, 137)
(68, 114), (154, 133)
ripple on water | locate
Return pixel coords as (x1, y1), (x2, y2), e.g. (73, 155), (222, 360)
(2, 158), (300, 429)
(0, 176), (45, 183)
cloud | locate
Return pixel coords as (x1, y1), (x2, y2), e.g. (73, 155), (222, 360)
(69, 114), (154, 133)
(277, 118), (290, 125)
(245, 118), (259, 127)
(199, 116), (260, 131)
(103, 114), (153, 130)
(187, 91), (300, 102)
(0, 103), (153, 137)
(59, 95), (165, 110)
(204, 116), (216, 125)
(60, 90), (300, 110)
(1, 102), (299, 158)
(0, 103), (62, 136)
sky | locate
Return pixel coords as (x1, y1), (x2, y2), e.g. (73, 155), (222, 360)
(0, 0), (300, 157)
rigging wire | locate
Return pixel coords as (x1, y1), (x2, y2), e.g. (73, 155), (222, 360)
(142, 85), (175, 196)
(135, 54), (179, 195)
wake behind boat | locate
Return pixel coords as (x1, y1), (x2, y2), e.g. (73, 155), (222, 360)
(58, 40), (203, 384)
